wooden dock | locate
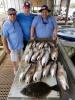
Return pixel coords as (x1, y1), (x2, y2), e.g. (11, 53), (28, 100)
(0, 54), (15, 100)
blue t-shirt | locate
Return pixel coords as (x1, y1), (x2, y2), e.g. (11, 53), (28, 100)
(32, 15), (57, 38)
(17, 13), (35, 41)
(2, 19), (23, 51)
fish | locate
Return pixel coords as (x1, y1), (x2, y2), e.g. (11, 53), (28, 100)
(38, 42), (44, 49)
(31, 51), (40, 62)
(37, 49), (45, 61)
(22, 44), (32, 60)
(19, 64), (31, 82)
(33, 61), (42, 81)
(49, 42), (55, 48)
(33, 47), (38, 52)
(25, 64), (36, 84)
(25, 74), (32, 84)
(51, 47), (58, 61)
(45, 47), (51, 54)
(21, 82), (59, 98)
(50, 62), (57, 77)
(44, 42), (48, 48)
(43, 63), (51, 77)
(36, 42), (40, 47)
(25, 49), (33, 63)
(32, 41), (36, 48)
(24, 43), (32, 54)
(57, 62), (69, 91)
(19, 72), (26, 82)
(28, 42), (33, 48)
(41, 50), (50, 66)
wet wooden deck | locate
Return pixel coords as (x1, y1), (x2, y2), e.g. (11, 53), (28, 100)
(0, 54), (15, 100)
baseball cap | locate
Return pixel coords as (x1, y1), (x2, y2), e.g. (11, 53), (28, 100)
(23, 1), (30, 8)
(39, 5), (51, 12)
(8, 8), (16, 15)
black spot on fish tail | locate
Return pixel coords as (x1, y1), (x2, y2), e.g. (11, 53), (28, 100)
(21, 82), (59, 98)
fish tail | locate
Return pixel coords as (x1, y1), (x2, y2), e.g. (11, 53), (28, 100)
(50, 85), (60, 91)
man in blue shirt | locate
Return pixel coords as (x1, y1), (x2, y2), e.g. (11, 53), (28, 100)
(31, 5), (57, 42)
(2, 8), (23, 74)
(17, 1), (35, 49)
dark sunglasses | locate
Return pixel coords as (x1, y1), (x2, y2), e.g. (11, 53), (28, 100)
(9, 13), (16, 15)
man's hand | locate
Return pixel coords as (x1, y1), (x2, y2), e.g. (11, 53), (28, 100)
(52, 27), (57, 42)
(2, 36), (10, 54)
(31, 36), (35, 41)
(30, 26), (35, 41)
(52, 35), (57, 41)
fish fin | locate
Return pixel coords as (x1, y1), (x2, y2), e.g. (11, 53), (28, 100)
(21, 87), (27, 95)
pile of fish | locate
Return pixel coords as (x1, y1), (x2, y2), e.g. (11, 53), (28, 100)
(19, 41), (69, 91)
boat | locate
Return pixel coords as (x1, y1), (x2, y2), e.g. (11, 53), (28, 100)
(57, 28), (75, 42)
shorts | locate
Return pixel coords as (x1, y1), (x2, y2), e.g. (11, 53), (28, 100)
(10, 49), (23, 62)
